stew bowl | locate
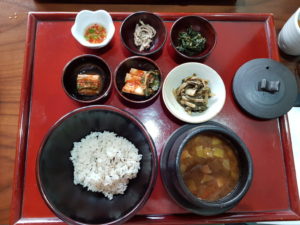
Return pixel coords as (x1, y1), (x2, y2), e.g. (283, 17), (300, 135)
(160, 122), (253, 216)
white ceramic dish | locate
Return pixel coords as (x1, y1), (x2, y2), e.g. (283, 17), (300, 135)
(71, 10), (115, 49)
(162, 62), (226, 123)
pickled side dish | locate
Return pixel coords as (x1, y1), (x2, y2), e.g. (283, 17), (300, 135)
(180, 134), (240, 202)
(77, 74), (101, 96)
(122, 68), (160, 97)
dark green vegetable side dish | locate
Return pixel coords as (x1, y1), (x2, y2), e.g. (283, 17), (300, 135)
(145, 70), (160, 97)
(176, 27), (206, 56)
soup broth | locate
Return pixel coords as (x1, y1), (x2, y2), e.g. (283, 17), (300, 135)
(180, 134), (240, 202)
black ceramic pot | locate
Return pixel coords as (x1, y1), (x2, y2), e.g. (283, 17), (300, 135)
(160, 122), (253, 216)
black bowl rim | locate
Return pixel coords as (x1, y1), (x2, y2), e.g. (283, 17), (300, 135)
(170, 15), (217, 60)
(62, 54), (113, 103)
(120, 11), (167, 56)
(113, 55), (163, 104)
(174, 124), (253, 208)
(36, 105), (158, 225)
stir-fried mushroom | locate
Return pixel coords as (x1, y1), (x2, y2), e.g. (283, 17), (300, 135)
(134, 20), (156, 51)
(173, 74), (213, 114)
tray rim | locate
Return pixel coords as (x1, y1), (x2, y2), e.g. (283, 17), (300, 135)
(10, 12), (300, 225)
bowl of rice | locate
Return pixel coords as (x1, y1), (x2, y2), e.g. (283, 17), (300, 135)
(36, 105), (158, 225)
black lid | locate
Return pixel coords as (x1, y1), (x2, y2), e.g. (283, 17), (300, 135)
(233, 58), (298, 119)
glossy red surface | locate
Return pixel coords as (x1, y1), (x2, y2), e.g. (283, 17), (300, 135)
(10, 12), (300, 224)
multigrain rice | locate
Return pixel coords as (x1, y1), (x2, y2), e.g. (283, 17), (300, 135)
(70, 131), (142, 200)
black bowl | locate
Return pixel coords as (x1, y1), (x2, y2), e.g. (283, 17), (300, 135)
(114, 56), (162, 104)
(160, 122), (253, 216)
(120, 11), (167, 56)
(62, 54), (112, 103)
(170, 16), (217, 60)
(36, 105), (158, 225)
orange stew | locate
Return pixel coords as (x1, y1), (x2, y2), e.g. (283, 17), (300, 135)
(84, 24), (107, 44)
(180, 134), (240, 202)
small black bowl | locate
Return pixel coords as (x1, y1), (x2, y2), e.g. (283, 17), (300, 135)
(170, 16), (217, 61)
(160, 122), (253, 216)
(36, 105), (158, 225)
(62, 54), (112, 103)
(120, 11), (167, 56)
(114, 56), (162, 104)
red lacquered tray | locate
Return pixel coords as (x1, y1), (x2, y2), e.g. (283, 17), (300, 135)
(10, 12), (300, 225)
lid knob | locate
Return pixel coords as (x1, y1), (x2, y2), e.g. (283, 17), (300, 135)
(233, 58), (298, 119)
(258, 78), (280, 93)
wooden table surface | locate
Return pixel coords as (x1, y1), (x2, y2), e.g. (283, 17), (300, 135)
(0, 0), (299, 224)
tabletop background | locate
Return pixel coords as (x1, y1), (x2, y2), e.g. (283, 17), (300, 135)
(0, 0), (299, 224)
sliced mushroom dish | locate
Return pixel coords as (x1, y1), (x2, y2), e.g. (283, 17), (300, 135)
(173, 74), (213, 114)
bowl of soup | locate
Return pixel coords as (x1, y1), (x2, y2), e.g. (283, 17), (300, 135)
(160, 122), (253, 216)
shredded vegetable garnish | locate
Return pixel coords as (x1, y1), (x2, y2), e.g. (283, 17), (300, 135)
(134, 20), (156, 51)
